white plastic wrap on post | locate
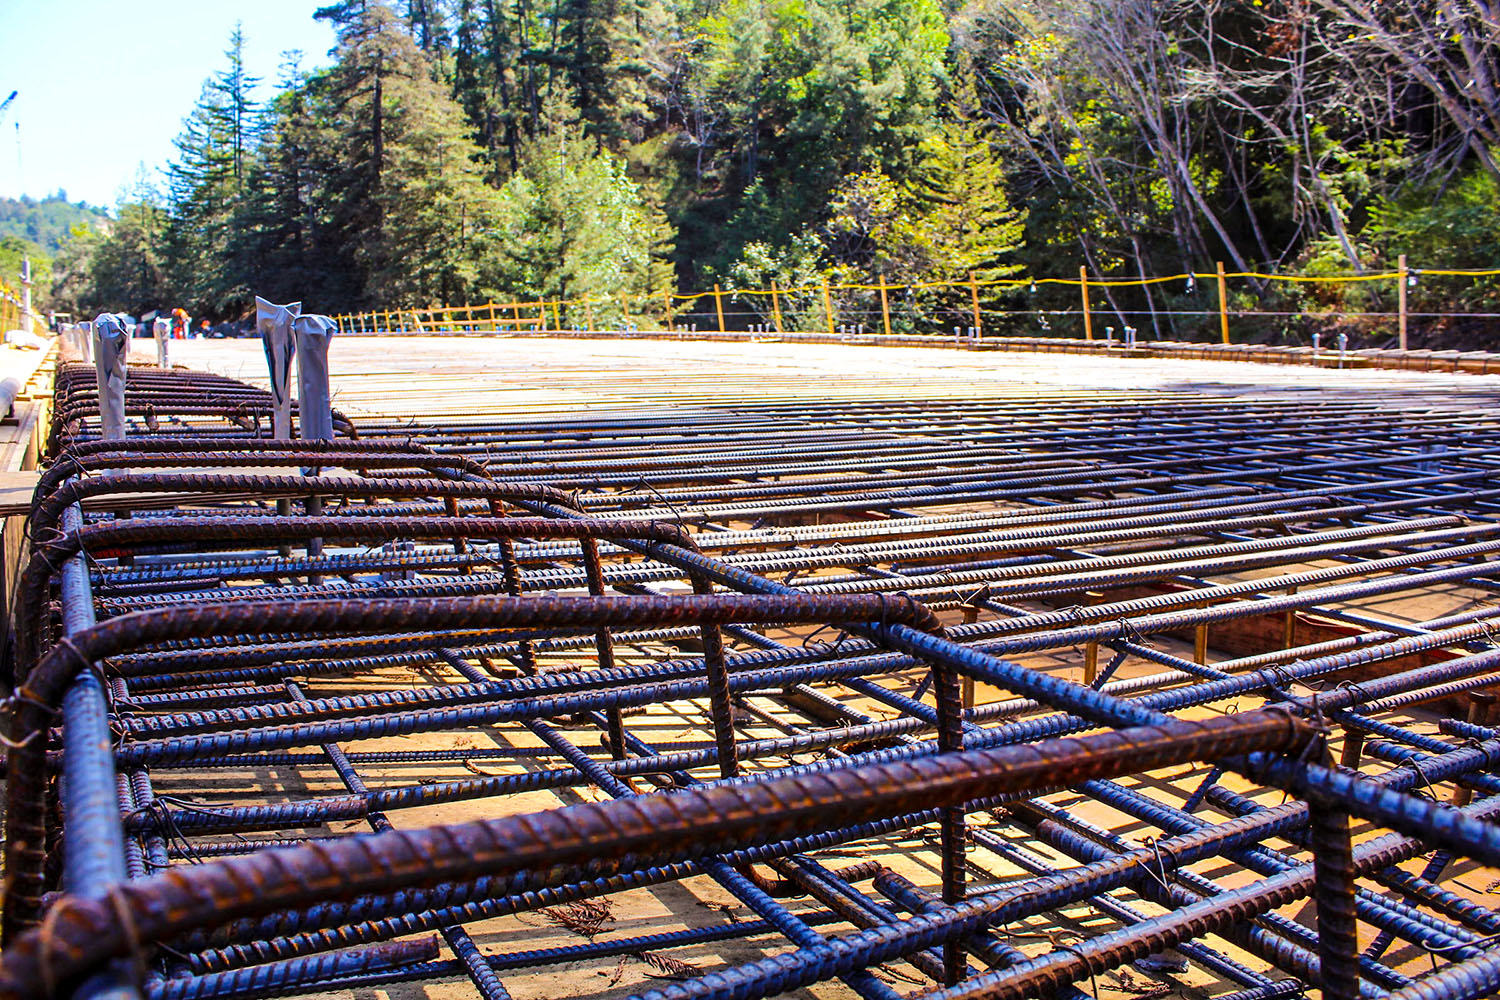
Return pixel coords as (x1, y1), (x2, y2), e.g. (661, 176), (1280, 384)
(152, 316), (170, 368)
(77, 321), (93, 364)
(292, 314), (337, 441)
(255, 296), (301, 439)
(92, 314), (131, 441)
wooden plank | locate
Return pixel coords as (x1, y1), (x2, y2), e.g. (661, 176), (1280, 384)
(0, 470), (36, 517)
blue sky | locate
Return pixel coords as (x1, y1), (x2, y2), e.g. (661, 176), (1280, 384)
(0, 1), (338, 208)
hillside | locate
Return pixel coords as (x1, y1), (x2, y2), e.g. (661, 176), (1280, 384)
(0, 193), (108, 252)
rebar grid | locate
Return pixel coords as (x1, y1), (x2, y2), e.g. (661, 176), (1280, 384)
(6, 358), (1500, 1000)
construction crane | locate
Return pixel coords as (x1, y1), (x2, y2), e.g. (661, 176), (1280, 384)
(0, 92), (18, 193)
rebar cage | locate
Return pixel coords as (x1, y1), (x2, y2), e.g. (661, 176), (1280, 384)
(6, 356), (1500, 1000)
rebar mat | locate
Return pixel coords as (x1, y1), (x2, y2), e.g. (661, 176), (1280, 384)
(7, 359), (1500, 1000)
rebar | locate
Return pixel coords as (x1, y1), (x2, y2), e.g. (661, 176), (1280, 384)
(10, 353), (1500, 1000)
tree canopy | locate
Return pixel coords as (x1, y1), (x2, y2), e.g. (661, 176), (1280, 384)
(47, 0), (1500, 342)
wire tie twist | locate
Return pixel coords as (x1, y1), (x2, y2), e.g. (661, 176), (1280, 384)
(5, 679), (56, 717)
(629, 478), (686, 529)
(1407, 758), (1440, 803)
(1051, 942), (1100, 999)
(1424, 929), (1500, 955)
(1262, 668), (1302, 711)
(1117, 617), (1151, 649)
(1306, 690), (1328, 738)
(1293, 706), (1331, 763)
(53, 636), (107, 690)
(30, 521), (69, 551)
(1462, 617), (1500, 652)
(899, 591), (937, 635)
(1132, 836), (1174, 895)
(131, 798), (203, 865)
(0, 727), (42, 750)
(1335, 678), (1369, 706)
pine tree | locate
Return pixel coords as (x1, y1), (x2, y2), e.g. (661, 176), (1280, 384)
(89, 177), (172, 315)
(313, 1), (372, 29)
(899, 66), (1025, 285)
(555, 0), (671, 144)
(401, 0), (450, 52)
(164, 24), (262, 315)
(450, 0), (530, 176)
(373, 71), (495, 305)
(481, 95), (674, 317)
(310, 2), (496, 307)
(821, 65), (1022, 287)
(230, 55), (325, 307)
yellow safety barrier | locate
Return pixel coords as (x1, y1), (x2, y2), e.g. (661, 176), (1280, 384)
(332, 258), (1497, 352)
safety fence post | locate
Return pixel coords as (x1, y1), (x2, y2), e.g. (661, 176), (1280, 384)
(1079, 266), (1093, 342)
(1217, 261), (1231, 344)
(969, 272), (983, 339)
(1398, 254), (1409, 351)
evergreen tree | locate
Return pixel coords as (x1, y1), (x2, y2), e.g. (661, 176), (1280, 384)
(231, 55), (324, 306)
(313, 1), (373, 29)
(556, 0), (674, 144)
(86, 179), (172, 316)
(898, 69), (1025, 285)
(401, 0), (450, 52)
(482, 96), (673, 317)
(164, 25), (262, 316)
(692, 0), (950, 274)
(372, 69), (495, 305)
(310, 2), (495, 307)
(450, 0), (532, 176)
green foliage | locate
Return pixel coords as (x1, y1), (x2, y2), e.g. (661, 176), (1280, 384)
(371, 86), (494, 306)
(0, 195), (109, 254)
(818, 86), (1023, 316)
(1368, 166), (1500, 309)
(165, 24), (262, 316)
(1294, 234), (1379, 312)
(0, 237), (51, 308)
(50, 224), (105, 316)
(319, 3), (496, 306)
(724, 232), (824, 326)
(693, 0), (949, 275)
(43, 0), (1500, 346)
(482, 99), (674, 321)
(74, 190), (172, 317)
(1368, 169), (1500, 269)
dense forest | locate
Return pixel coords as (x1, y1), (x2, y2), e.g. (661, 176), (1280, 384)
(0, 194), (109, 252)
(38, 0), (1500, 341)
